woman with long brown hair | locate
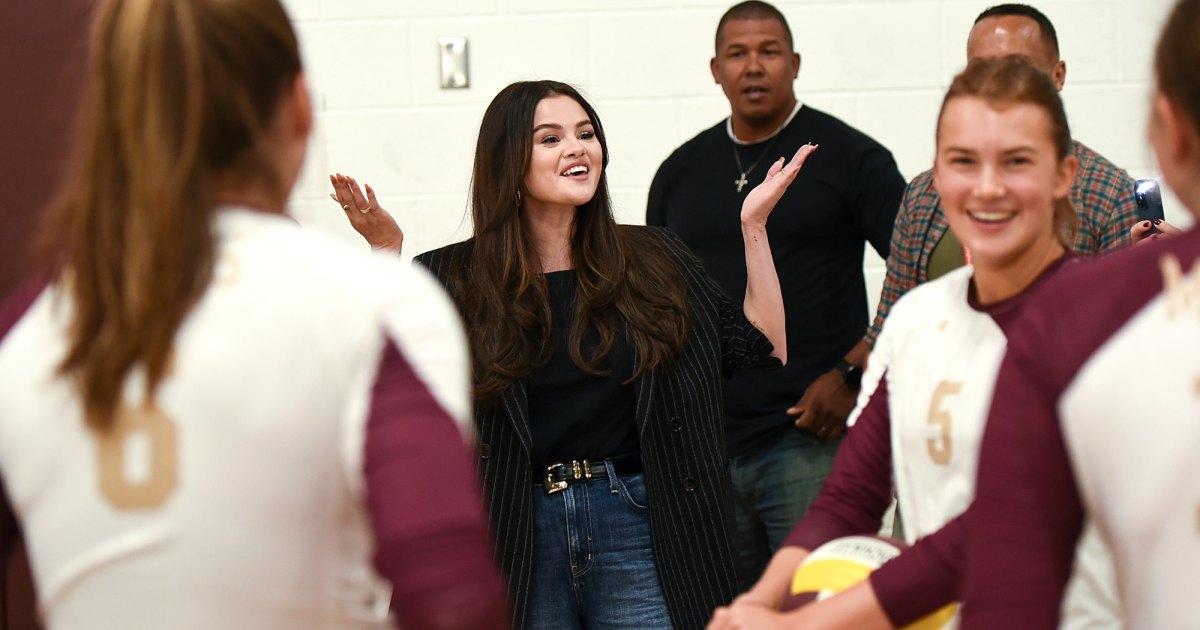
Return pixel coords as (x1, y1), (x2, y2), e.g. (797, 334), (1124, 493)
(0, 0), (505, 628)
(332, 80), (813, 629)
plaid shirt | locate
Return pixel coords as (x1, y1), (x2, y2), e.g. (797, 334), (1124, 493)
(867, 139), (1139, 345)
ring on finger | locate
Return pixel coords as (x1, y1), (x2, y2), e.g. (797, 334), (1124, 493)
(360, 205), (371, 214)
(342, 204), (350, 211)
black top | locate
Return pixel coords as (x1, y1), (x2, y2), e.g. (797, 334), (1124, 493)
(648, 106), (905, 457)
(527, 270), (638, 470)
(415, 227), (778, 630)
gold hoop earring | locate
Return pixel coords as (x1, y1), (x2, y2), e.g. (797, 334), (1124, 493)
(515, 190), (522, 208)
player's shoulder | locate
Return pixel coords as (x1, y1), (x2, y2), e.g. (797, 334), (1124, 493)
(1028, 239), (1181, 322)
(893, 265), (973, 316)
(1013, 231), (1200, 375)
(219, 208), (441, 311)
(875, 266), (973, 353)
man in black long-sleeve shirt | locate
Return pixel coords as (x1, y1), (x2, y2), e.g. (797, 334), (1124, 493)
(646, 0), (904, 589)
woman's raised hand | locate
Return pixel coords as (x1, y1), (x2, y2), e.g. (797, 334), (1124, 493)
(741, 143), (818, 225)
(330, 173), (404, 254)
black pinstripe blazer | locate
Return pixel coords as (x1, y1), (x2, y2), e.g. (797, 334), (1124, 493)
(415, 226), (778, 630)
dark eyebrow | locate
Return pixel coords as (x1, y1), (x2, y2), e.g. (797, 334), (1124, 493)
(532, 120), (592, 133)
(943, 145), (1038, 155)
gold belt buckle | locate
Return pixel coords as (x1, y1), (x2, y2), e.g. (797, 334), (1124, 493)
(544, 463), (568, 494)
(544, 460), (596, 494)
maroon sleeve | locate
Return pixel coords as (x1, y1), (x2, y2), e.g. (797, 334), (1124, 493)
(959, 324), (1085, 628)
(783, 373), (894, 551)
(869, 511), (966, 626)
(363, 340), (509, 630)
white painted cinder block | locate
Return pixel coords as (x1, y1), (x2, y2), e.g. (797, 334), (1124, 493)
(286, 0), (1179, 307)
(1064, 84), (1156, 172)
(855, 89), (945, 180)
(587, 11), (722, 100)
(297, 21), (414, 112)
(791, 4), (943, 92)
(325, 0), (498, 20)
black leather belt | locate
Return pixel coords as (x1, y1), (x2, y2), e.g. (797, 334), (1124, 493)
(541, 456), (643, 494)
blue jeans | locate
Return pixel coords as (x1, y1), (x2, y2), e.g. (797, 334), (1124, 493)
(729, 428), (839, 590)
(527, 465), (672, 630)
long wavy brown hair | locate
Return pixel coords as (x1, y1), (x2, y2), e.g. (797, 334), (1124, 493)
(39, 0), (301, 431)
(451, 81), (690, 403)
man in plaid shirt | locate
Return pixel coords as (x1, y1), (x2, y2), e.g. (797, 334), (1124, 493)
(833, 4), (1139, 382)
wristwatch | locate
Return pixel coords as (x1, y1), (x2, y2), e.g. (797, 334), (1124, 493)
(836, 359), (863, 390)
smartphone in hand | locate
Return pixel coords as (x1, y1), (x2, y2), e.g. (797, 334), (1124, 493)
(1135, 178), (1165, 235)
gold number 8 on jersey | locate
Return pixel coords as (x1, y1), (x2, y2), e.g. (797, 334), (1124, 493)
(97, 404), (179, 509)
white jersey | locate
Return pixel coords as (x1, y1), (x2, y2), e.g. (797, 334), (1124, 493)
(853, 265), (1119, 629)
(854, 267), (1005, 542)
(1058, 252), (1200, 629)
(0, 208), (472, 630)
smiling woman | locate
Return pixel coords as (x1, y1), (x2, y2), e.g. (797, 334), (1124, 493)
(332, 79), (814, 630)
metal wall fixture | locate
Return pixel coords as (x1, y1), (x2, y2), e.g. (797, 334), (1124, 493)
(438, 37), (470, 89)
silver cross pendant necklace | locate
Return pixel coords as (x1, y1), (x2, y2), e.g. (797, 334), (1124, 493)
(732, 134), (784, 193)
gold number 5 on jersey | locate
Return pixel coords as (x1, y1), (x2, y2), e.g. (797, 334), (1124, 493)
(926, 381), (962, 465)
(96, 404), (178, 509)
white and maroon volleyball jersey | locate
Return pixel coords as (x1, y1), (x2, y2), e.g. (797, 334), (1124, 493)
(853, 266), (1006, 542)
(965, 228), (1200, 629)
(854, 260), (1119, 629)
(0, 208), (473, 630)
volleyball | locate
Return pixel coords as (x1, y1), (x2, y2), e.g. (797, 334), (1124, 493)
(782, 535), (957, 630)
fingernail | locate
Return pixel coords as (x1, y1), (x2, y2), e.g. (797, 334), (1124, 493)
(1143, 221), (1151, 228)
(1154, 219), (1163, 225)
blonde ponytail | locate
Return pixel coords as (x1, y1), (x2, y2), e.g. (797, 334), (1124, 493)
(40, 0), (300, 430)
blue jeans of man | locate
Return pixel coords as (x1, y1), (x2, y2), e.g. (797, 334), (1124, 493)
(729, 428), (840, 590)
(527, 464), (672, 630)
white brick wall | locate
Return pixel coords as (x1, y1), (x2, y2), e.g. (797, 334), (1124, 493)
(284, 0), (1183, 316)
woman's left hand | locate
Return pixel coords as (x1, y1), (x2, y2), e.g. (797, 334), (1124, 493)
(741, 143), (818, 225)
